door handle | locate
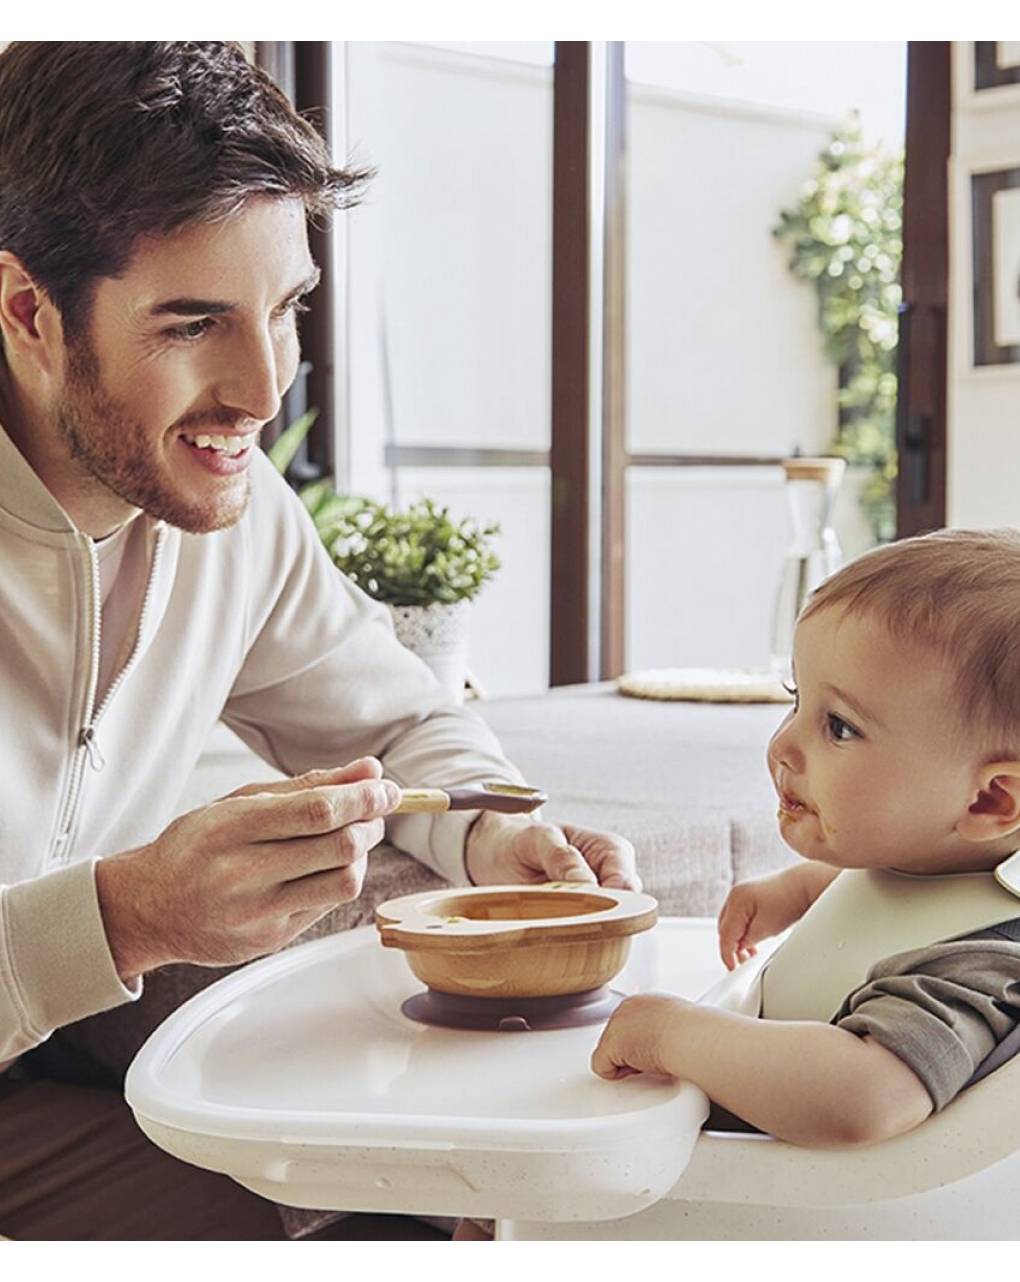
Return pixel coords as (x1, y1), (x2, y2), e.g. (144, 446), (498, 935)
(895, 302), (933, 508)
(903, 411), (931, 506)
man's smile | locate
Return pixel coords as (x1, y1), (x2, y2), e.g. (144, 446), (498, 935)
(179, 429), (258, 457)
(177, 431), (257, 476)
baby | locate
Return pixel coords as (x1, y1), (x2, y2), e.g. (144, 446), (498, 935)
(592, 528), (1020, 1146)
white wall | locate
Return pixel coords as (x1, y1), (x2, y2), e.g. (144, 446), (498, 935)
(344, 43), (553, 459)
(948, 42), (1020, 529)
(626, 466), (874, 672)
(623, 83), (845, 674)
(627, 85), (837, 457)
(343, 43), (554, 694)
(625, 42), (906, 148)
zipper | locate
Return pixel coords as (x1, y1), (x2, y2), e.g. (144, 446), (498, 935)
(51, 524), (167, 862)
(51, 534), (103, 860)
(86, 525), (166, 735)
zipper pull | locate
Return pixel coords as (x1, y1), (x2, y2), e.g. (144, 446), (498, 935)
(79, 726), (106, 772)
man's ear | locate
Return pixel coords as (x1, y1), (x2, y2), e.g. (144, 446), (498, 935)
(956, 762), (1020, 843)
(0, 251), (62, 377)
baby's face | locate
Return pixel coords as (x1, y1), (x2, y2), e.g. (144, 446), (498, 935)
(767, 606), (993, 874)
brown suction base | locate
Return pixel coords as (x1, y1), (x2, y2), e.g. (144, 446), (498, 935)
(400, 985), (625, 1032)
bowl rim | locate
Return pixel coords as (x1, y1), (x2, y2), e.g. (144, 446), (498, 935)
(375, 882), (659, 954)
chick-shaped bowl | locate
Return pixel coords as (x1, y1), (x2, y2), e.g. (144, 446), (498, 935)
(375, 882), (659, 999)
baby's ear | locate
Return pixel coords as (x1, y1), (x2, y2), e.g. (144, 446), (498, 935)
(956, 762), (1020, 843)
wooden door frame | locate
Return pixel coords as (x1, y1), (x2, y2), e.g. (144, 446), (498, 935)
(896, 42), (950, 536)
(549, 41), (627, 685)
(255, 41), (336, 483)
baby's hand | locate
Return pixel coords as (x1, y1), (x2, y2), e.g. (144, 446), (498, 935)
(717, 863), (838, 971)
(590, 992), (691, 1081)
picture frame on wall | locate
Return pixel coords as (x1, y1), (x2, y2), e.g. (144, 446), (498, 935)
(974, 42), (1020, 92)
(971, 165), (1020, 368)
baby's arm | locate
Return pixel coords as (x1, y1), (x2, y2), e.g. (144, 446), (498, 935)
(591, 994), (933, 1146)
(717, 861), (839, 969)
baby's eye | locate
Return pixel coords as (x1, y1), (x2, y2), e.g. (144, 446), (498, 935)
(782, 681), (799, 709)
(826, 712), (859, 743)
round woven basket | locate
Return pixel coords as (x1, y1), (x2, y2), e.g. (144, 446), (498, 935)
(617, 667), (795, 704)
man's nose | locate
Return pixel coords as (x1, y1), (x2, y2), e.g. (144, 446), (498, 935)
(213, 325), (285, 424)
(768, 710), (805, 775)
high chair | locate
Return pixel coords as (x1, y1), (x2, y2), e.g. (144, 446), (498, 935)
(498, 937), (1020, 1239)
(125, 916), (1020, 1241)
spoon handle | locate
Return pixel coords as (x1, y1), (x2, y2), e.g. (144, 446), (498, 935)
(393, 785), (546, 814)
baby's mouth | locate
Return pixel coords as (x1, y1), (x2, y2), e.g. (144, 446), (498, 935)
(774, 788), (837, 841)
(777, 788), (812, 819)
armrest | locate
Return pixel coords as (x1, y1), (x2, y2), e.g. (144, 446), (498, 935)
(671, 1049), (1020, 1208)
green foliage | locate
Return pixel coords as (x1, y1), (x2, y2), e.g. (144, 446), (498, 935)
(267, 411), (501, 606)
(773, 117), (903, 543)
(266, 408), (319, 476)
(301, 489), (501, 607)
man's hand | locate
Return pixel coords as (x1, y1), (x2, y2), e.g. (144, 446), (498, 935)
(464, 810), (640, 891)
(95, 757), (399, 983)
(717, 862), (840, 970)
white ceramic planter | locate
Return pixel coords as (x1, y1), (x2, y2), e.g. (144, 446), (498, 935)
(389, 600), (471, 705)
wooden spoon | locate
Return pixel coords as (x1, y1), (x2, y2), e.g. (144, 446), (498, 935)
(393, 782), (547, 814)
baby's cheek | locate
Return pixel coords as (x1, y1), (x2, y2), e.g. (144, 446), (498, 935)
(816, 809), (839, 840)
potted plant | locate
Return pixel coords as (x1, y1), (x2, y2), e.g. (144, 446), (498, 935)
(268, 417), (501, 702)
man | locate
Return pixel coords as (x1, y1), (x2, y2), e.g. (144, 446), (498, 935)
(0, 42), (638, 1239)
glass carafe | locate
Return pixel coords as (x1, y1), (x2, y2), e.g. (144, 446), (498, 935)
(769, 457), (845, 683)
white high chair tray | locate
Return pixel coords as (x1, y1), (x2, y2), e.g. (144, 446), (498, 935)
(125, 919), (722, 1223)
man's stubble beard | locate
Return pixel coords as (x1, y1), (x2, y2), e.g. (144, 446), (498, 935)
(57, 332), (252, 535)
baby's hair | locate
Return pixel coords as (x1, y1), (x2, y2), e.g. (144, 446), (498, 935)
(801, 528), (1020, 756)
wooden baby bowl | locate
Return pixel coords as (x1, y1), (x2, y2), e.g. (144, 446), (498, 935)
(375, 883), (659, 999)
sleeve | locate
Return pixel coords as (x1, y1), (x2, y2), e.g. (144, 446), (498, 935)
(220, 455), (526, 885)
(0, 860), (141, 1063)
(833, 935), (1020, 1111)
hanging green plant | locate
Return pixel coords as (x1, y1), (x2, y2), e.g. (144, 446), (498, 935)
(774, 115), (903, 543)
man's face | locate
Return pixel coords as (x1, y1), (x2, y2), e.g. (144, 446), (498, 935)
(55, 197), (317, 534)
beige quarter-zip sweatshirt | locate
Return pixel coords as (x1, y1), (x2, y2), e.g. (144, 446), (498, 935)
(0, 423), (522, 1064)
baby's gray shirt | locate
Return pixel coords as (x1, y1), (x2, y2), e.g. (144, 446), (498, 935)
(834, 917), (1020, 1110)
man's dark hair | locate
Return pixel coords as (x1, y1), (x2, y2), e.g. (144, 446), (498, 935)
(0, 41), (369, 335)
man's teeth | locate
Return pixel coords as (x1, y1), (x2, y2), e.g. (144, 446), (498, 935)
(184, 433), (254, 456)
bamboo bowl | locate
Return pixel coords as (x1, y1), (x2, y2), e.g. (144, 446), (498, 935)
(375, 883), (659, 999)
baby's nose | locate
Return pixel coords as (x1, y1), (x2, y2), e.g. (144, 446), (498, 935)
(768, 716), (804, 775)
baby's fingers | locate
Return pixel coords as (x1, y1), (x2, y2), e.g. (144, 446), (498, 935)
(590, 1033), (622, 1080)
(717, 895), (756, 970)
(591, 1015), (641, 1080)
(590, 1037), (639, 1081)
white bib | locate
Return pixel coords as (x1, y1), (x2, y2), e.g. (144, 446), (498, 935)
(710, 854), (1020, 1024)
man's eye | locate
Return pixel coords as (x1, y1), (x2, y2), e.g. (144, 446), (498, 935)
(826, 712), (859, 743)
(274, 296), (311, 323)
(166, 318), (215, 343)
